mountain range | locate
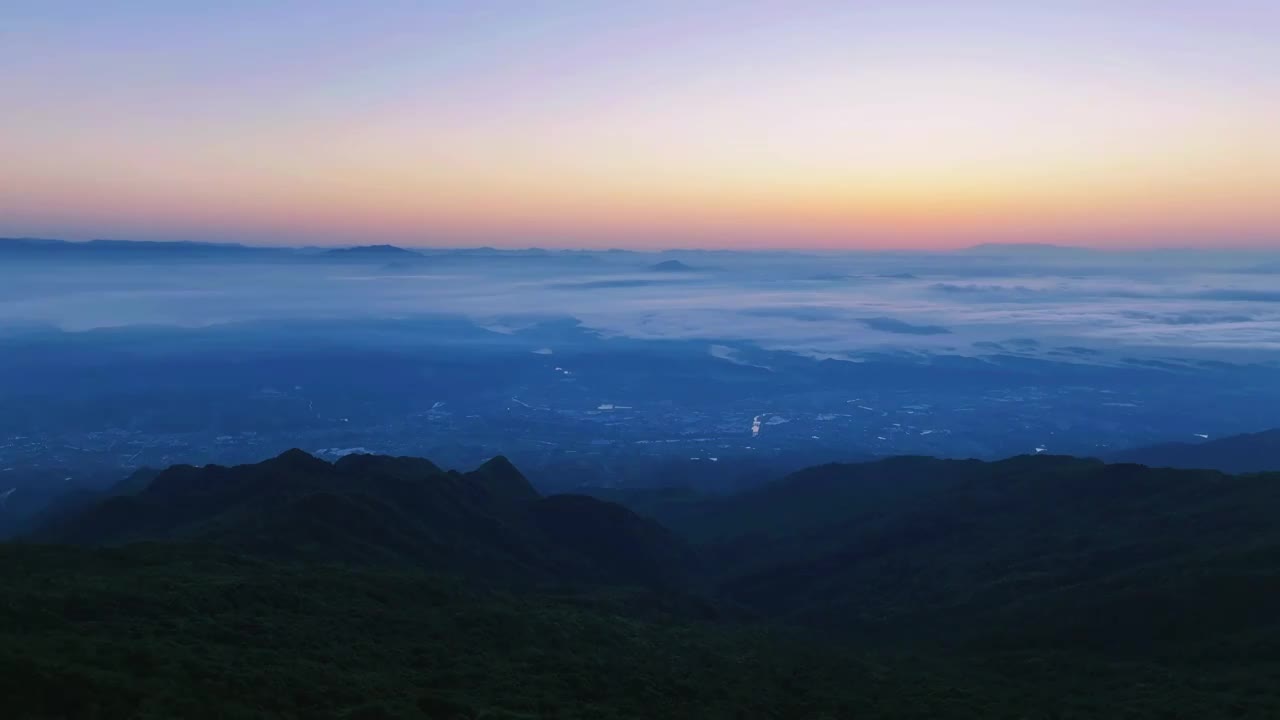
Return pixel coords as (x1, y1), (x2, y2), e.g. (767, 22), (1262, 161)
(34, 450), (696, 591)
(0, 237), (283, 259)
(8, 443), (1280, 717)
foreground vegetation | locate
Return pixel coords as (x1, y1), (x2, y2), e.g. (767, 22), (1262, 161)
(8, 451), (1280, 718)
(0, 544), (933, 719)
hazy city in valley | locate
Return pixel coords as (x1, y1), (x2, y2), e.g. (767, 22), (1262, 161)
(3, 241), (1280, 516)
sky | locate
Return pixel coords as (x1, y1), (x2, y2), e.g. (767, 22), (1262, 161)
(2, 1), (1278, 250)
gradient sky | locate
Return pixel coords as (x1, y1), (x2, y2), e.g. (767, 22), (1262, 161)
(2, 1), (1277, 249)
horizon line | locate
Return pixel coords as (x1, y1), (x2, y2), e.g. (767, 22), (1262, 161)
(4, 235), (1280, 255)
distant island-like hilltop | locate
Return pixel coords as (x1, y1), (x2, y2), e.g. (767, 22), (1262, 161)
(324, 244), (421, 257)
(649, 259), (698, 272)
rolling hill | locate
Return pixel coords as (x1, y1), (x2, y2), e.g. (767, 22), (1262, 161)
(609, 454), (1280, 654)
(1110, 428), (1280, 473)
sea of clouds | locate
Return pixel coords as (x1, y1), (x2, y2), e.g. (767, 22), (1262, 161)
(3, 247), (1279, 363)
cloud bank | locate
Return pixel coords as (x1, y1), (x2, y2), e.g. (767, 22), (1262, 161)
(2, 247), (1280, 362)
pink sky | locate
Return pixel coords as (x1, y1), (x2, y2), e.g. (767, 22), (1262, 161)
(2, 1), (1277, 249)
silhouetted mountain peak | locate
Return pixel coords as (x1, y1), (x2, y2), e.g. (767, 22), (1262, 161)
(478, 454), (517, 473)
(468, 455), (540, 502)
(270, 448), (332, 472)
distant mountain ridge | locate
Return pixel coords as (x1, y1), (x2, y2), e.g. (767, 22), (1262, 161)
(0, 237), (283, 258)
(960, 242), (1095, 255)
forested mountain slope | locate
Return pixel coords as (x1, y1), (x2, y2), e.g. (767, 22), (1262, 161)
(9, 450), (1280, 718)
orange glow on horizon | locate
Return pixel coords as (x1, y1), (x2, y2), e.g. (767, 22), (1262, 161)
(2, 3), (1277, 249)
